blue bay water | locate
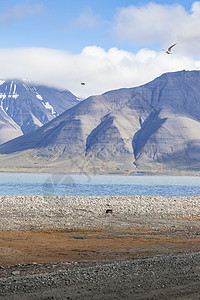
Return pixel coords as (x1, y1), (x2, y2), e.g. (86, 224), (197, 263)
(0, 173), (200, 196)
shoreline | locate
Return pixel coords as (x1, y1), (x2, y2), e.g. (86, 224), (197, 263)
(0, 170), (200, 176)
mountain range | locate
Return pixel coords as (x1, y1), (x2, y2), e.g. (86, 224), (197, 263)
(0, 79), (79, 144)
(0, 70), (200, 175)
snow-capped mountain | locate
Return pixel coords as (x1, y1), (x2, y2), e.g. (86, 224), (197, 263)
(1, 70), (200, 175)
(0, 79), (79, 144)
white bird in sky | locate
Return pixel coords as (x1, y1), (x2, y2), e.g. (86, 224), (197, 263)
(162, 43), (177, 54)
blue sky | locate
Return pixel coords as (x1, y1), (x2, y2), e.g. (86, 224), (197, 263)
(0, 0), (200, 97)
(0, 0), (195, 52)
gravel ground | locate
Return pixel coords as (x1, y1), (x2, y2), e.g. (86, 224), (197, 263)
(0, 195), (199, 299)
(0, 252), (200, 300)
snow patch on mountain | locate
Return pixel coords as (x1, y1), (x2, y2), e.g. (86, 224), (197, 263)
(0, 94), (6, 100)
(36, 94), (43, 101)
(43, 102), (56, 116)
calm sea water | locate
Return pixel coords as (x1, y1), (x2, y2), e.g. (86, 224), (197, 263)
(0, 173), (200, 197)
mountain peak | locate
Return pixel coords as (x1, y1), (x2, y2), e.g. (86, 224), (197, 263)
(0, 79), (79, 144)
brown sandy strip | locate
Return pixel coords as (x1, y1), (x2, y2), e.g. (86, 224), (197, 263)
(0, 227), (199, 269)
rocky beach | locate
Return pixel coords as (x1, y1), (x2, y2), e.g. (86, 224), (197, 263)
(0, 195), (199, 299)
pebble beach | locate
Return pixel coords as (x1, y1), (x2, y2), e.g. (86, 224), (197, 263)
(0, 195), (199, 230)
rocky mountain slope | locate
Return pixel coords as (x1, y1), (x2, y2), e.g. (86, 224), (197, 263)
(0, 70), (200, 175)
(0, 79), (79, 144)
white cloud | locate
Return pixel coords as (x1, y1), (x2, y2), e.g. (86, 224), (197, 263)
(113, 1), (200, 57)
(0, 1), (44, 24)
(0, 46), (200, 99)
(69, 7), (101, 29)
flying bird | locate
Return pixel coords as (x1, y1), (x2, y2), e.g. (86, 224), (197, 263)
(80, 81), (86, 85)
(162, 43), (177, 54)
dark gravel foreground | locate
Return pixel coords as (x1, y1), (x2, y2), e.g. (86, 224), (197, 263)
(0, 252), (199, 300)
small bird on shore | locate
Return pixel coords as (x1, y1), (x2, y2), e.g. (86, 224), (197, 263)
(162, 43), (177, 54)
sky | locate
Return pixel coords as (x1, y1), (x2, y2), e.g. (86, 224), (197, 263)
(0, 0), (200, 98)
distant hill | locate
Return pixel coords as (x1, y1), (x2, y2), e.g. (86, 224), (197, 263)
(1, 70), (200, 175)
(0, 79), (79, 144)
